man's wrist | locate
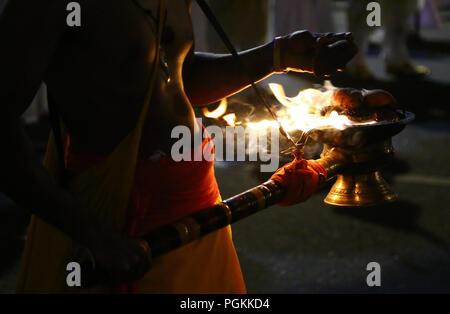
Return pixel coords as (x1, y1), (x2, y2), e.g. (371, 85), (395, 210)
(272, 37), (286, 73)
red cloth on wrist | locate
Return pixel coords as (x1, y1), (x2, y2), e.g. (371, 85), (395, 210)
(270, 159), (326, 207)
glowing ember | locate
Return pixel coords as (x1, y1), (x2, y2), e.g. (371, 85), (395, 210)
(202, 98), (228, 119)
(223, 113), (237, 127)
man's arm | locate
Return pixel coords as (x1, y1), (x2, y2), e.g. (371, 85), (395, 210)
(0, 0), (76, 226)
(183, 29), (357, 106)
(0, 1), (150, 283)
(182, 42), (274, 106)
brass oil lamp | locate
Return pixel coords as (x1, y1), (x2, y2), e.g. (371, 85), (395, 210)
(311, 110), (415, 207)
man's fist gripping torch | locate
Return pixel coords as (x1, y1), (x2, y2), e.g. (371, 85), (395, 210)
(76, 148), (348, 287)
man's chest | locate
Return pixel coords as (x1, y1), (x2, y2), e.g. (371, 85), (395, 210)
(48, 0), (196, 154)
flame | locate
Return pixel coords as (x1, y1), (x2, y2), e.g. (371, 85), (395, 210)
(223, 113), (237, 127)
(247, 82), (375, 133)
(202, 98), (228, 119)
(201, 82), (375, 135)
(202, 98), (239, 127)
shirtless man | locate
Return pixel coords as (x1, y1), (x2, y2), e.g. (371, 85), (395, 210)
(0, 0), (356, 288)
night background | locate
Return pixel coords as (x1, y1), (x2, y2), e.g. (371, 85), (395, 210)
(1, 0), (449, 293)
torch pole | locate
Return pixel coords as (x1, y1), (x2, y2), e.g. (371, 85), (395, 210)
(79, 158), (342, 287)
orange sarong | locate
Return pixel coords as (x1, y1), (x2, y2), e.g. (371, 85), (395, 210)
(16, 0), (244, 293)
(66, 136), (246, 293)
(16, 128), (246, 294)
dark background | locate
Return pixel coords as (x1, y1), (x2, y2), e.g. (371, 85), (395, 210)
(1, 0), (449, 293)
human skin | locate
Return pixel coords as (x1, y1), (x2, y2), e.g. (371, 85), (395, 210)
(0, 0), (356, 283)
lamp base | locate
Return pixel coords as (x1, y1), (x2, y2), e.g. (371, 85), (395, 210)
(324, 171), (397, 207)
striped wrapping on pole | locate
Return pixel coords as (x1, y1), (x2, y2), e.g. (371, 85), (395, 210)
(143, 180), (285, 258)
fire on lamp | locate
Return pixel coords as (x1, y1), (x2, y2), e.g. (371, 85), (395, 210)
(202, 81), (415, 207)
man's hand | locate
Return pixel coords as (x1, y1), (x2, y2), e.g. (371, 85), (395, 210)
(94, 234), (151, 284)
(270, 158), (326, 207)
(277, 30), (358, 76)
(77, 224), (152, 285)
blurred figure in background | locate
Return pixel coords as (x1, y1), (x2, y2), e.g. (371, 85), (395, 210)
(195, 0), (335, 52)
(347, 0), (431, 80)
(274, 0), (334, 36)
